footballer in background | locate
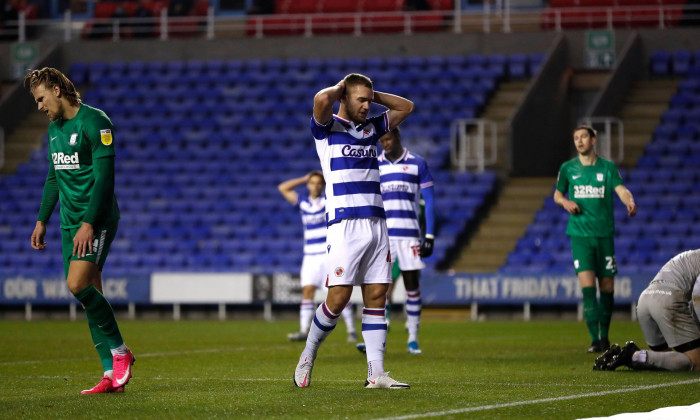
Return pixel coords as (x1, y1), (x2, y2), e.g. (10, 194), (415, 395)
(278, 171), (357, 343)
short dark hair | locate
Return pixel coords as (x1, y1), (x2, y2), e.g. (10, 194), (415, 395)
(24, 67), (82, 107)
(343, 73), (373, 92)
(574, 125), (596, 138)
(308, 170), (325, 185)
(388, 126), (401, 139)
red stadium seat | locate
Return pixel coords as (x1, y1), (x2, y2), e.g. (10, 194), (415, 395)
(19, 3), (40, 19)
(312, 16), (356, 34)
(612, 9), (659, 28)
(193, 0), (210, 16)
(142, 1), (169, 16)
(362, 0), (404, 12)
(559, 10), (590, 29)
(540, 9), (557, 30)
(555, 9), (609, 29)
(321, 0), (359, 14)
(284, 0), (321, 14)
(94, 3), (119, 19)
(664, 5), (684, 26)
(412, 14), (444, 32)
(246, 16), (306, 36)
(426, 0), (453, 10)
(274, 0), (288, 13)
(616, 0), (663, 5)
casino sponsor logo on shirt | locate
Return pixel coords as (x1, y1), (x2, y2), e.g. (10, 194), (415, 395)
(100, 129), (113, 146)
(381, 184), (409, 194)
(69, 133), (77, 145)
(334, 267), (345, 277)
(52, 152), (80, 170)
(573, 185), (605, 199)
(341, 145), (376, 158)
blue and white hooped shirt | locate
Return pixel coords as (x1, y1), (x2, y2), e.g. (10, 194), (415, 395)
(311, 112), (389, 226)
(378, 149), (434, 239)
(296, 195), (326, 256)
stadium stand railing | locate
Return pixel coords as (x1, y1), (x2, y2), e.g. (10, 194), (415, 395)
(541, 0), (690, 30)
(3, 1), (700, 42)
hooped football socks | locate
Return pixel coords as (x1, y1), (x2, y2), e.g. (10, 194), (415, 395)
(301, 301), (339, 361)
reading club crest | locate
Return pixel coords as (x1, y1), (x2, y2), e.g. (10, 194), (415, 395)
(334, 267), (345, 277)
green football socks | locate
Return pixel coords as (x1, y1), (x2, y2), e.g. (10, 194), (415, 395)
(598, 291), (614, 340)
(73, 285), (124, 350)
(582, 287), (600, 342)
(88, 319), (114, 372)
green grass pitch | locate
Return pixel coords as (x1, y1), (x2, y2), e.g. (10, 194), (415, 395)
(1, 318), (699, 419)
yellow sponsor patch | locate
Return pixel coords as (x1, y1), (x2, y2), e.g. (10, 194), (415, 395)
(100, 129), (113, 146)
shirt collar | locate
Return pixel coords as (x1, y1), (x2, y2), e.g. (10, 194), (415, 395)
(381, 148), (409, 164)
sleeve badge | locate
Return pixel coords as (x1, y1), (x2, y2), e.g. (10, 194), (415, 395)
(100, 129), (113, 146)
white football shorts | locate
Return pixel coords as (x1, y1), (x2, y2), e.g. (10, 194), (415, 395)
(300, 253), (326, 289)
(389, 238), (426, 271)
(325, 217), (392, 287)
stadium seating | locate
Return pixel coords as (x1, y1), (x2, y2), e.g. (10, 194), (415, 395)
(0, 52), (548, 276)
(502, 49), (700, 275)
(82, 0), (208, 39)
(248, 0), (453, 36)
(541, 0), (685, 30)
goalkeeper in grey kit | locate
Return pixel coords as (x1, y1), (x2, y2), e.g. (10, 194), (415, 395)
(596, 249), (700, 371)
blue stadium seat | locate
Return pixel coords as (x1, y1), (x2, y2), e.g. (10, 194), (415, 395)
(508, 53), (528, 78)
(1, 55), (514, 275)
(650, 50), (671, 76)
(673, 50), (692, 75)
(661, 108), (683, 125)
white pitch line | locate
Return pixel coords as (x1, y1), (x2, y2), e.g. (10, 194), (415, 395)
(376, 378), (700, 420)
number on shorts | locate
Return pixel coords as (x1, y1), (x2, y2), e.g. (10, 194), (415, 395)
(605, 256), (616, 271)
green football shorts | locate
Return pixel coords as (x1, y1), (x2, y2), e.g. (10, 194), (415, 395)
(61, 221), (118, 278)
(569, 235), (617, 277)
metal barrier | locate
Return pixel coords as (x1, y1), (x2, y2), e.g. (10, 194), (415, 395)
(577, 117), (624, 163)
(4, 4), (700, 42)
(450, 118), (497, 173)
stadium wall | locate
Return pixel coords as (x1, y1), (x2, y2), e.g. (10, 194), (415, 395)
(0, 43), (60, 136)
(3, 28), (700, 82)
(510, 34), (571, 176)
(53, 32), (555, 65)
(587, 33), (643, 118)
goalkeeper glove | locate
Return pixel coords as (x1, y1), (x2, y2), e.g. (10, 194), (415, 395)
(420, 234), (434, 258)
